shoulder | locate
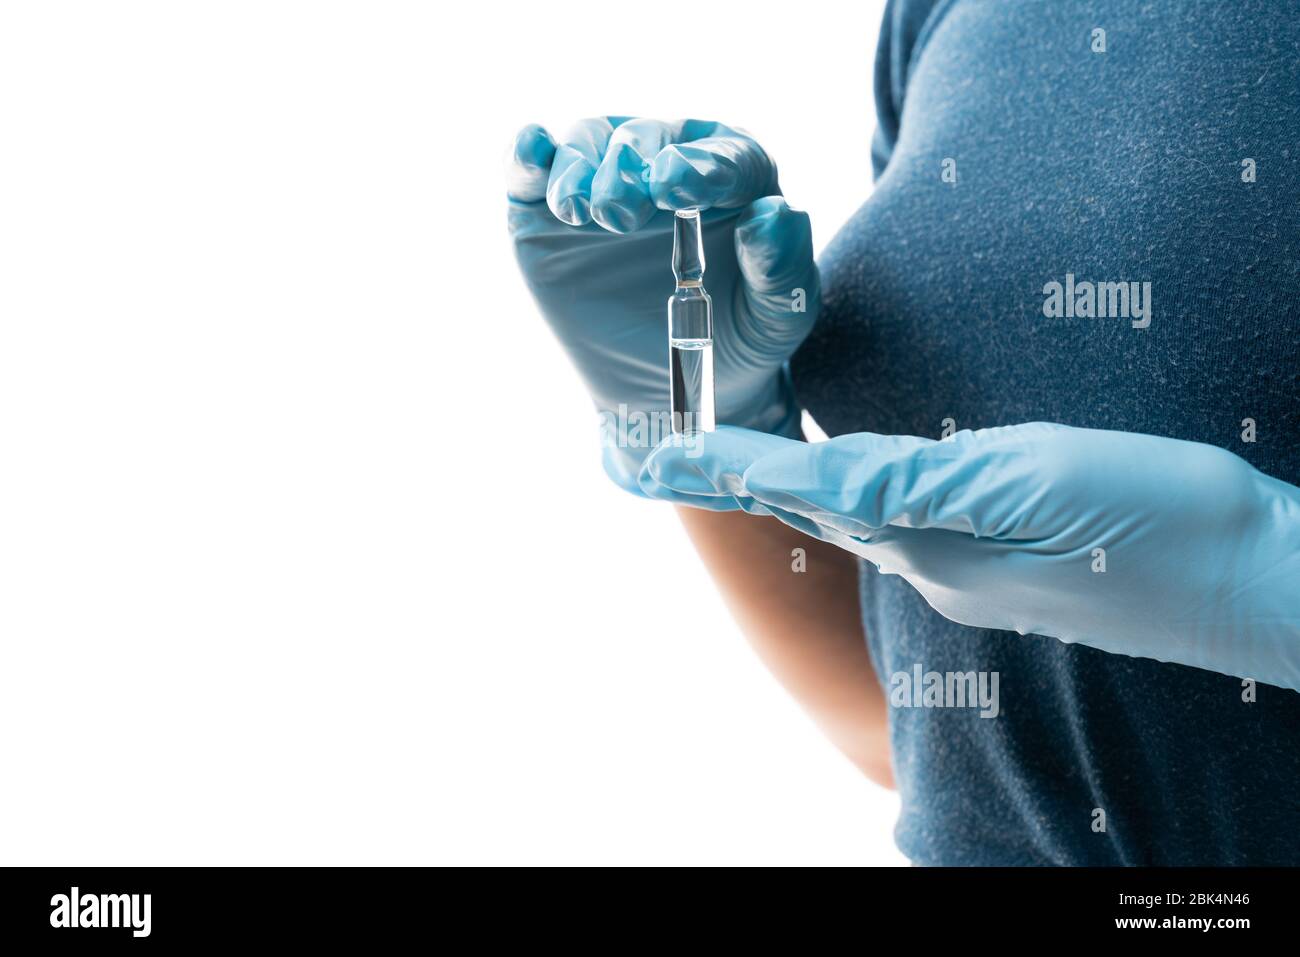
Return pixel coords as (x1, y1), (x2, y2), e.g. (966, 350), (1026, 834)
(873, 0), (961, 177)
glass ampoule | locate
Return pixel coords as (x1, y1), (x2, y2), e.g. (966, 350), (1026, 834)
(667, 209), (715, 434)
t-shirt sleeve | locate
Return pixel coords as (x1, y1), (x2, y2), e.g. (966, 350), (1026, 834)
(872, 0), (954, 179)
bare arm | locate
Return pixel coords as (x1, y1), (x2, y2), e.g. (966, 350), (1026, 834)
(676, 506), (893, 789)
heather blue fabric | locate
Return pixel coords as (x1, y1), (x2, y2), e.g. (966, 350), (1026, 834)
(792, 0), (1300, 865)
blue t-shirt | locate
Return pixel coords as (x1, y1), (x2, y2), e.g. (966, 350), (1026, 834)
(792, 0), (1300, 865)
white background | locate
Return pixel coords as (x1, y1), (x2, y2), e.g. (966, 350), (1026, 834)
(0, 0), (903, 864)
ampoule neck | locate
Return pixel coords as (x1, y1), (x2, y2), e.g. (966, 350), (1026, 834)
(672, 209), (706, 286)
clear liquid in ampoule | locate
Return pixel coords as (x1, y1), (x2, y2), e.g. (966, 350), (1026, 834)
(669, 337), (715, 433)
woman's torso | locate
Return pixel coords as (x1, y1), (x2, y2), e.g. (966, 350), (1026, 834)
(793, 0), (1300, 864)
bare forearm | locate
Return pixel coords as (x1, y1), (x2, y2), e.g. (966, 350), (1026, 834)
(676, 505), (893, 788)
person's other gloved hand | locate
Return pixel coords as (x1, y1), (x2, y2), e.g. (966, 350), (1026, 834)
(507, 117), (818, 492)
(641, 423), (1300, 691)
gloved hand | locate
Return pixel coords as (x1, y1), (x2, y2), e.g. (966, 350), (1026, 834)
(507, 117), (818, 492)
(641, 423), (1300, 691)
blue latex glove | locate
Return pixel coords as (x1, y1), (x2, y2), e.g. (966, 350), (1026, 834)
(507, 117), (819, 492)
(641, 423), (1300, 690)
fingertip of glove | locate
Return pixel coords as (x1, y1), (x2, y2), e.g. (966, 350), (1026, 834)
(548, 189), (591, 226)
(590, 143), (655, 233)
(642, 432), (703, 488)
(649, 144), (739, 210)
(736, 196), (809, 241)
(733, 199), (817, 299)
(547, 147), (597, 225)
(510, 123), (557, 165)
(506, 124), (557, 202)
